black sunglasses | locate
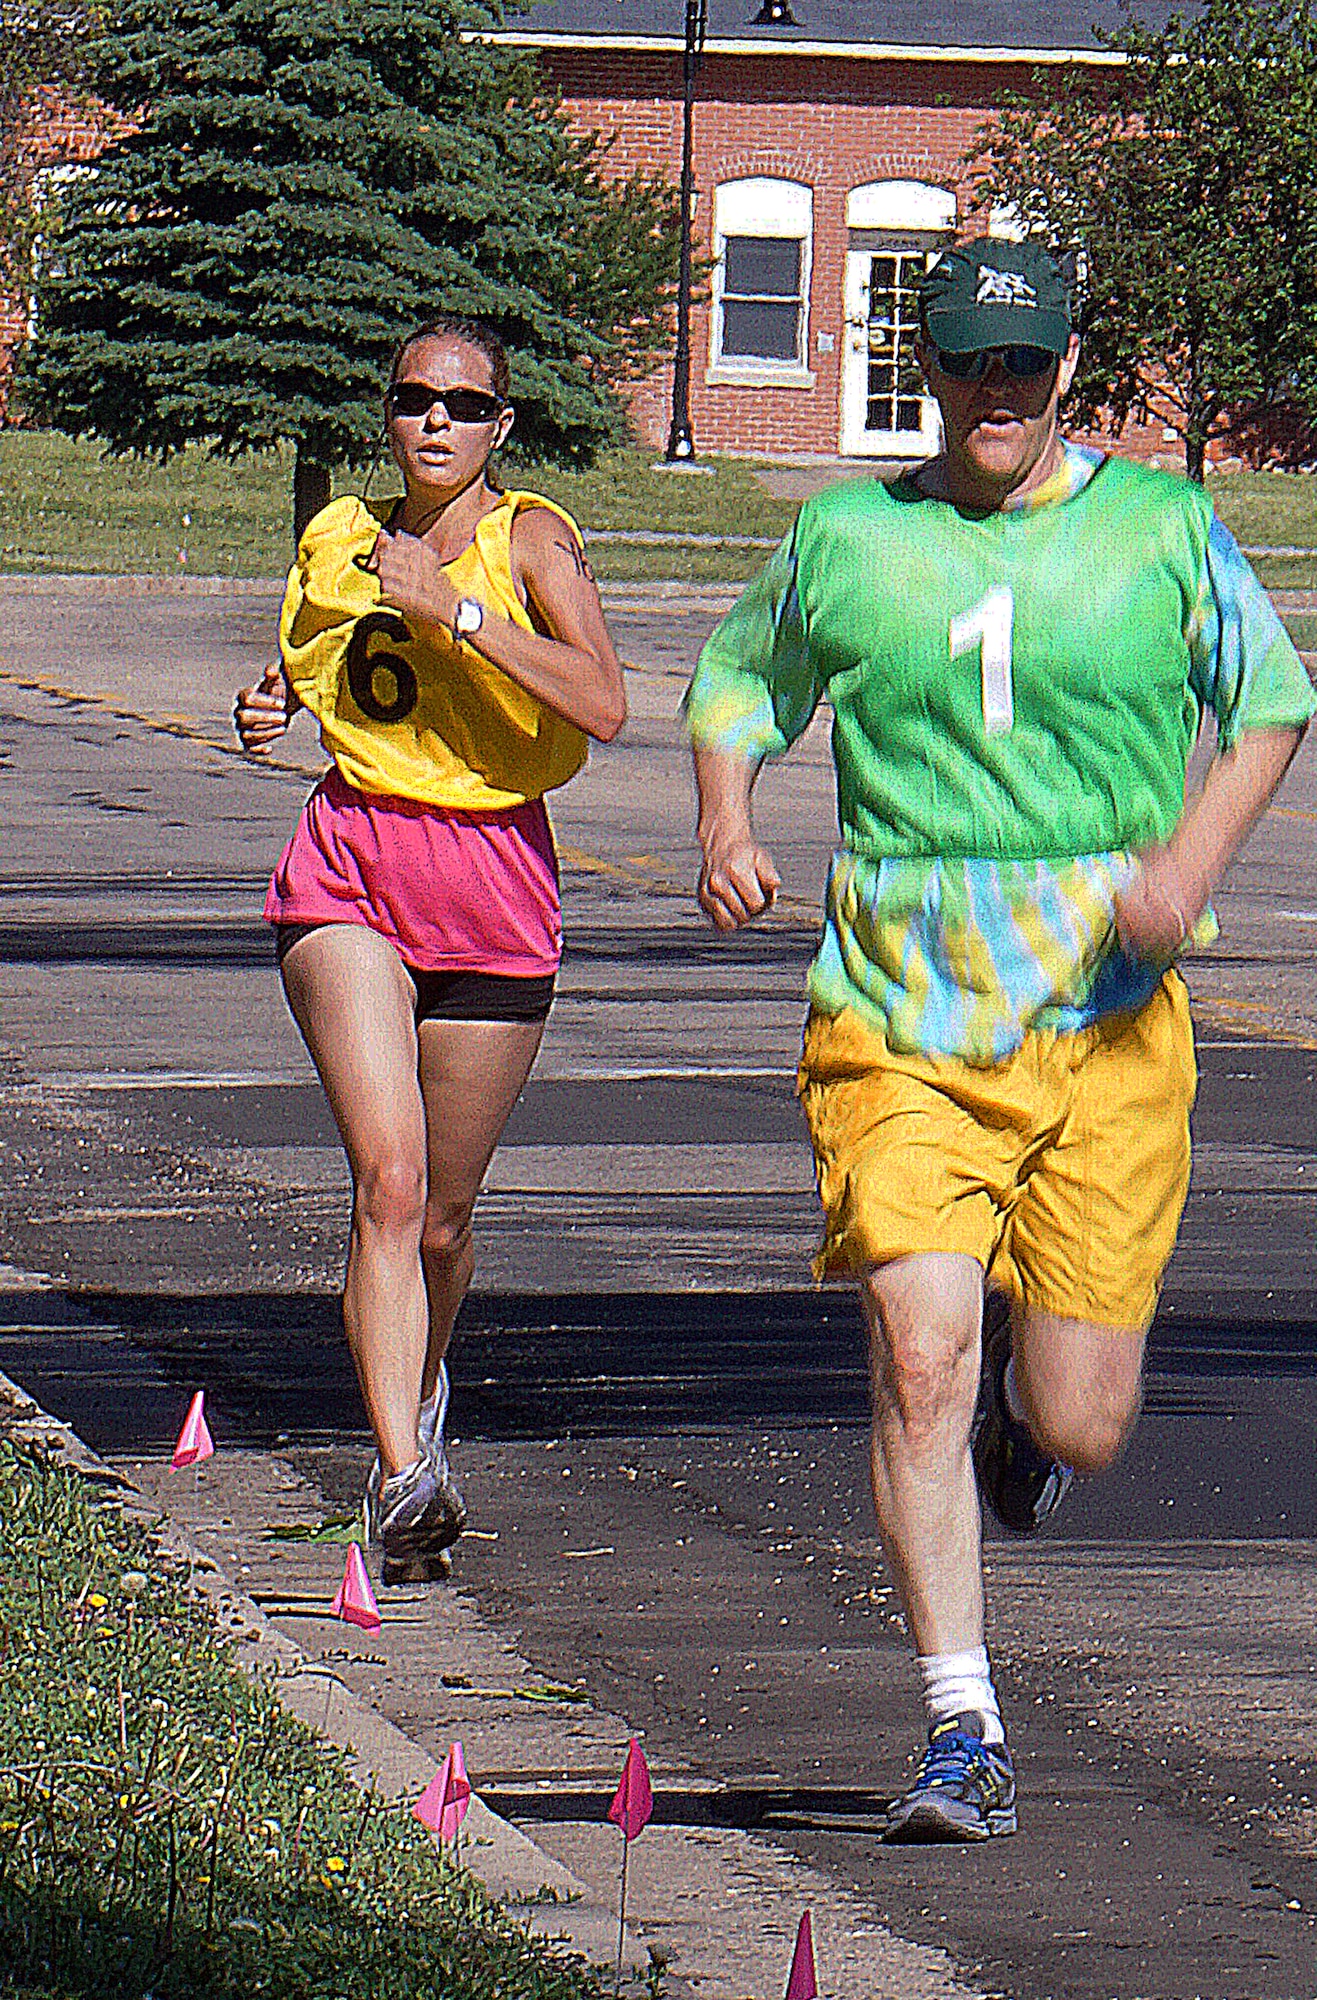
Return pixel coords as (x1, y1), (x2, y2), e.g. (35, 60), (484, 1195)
(931, 345), (1058, 382)
(387, 382), (505, 423)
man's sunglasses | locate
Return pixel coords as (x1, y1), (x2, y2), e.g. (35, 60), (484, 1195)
(930, 345), (1058, 383)
(387, 382), (505, 423)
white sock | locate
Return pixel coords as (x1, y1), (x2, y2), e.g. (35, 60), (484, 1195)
(917, 1646), (1005, 1745)
(1003, 1355), (1030, 1425)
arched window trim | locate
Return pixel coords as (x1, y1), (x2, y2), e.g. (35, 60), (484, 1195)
(846, 180), (956, 234)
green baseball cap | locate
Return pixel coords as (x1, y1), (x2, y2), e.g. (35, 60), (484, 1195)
(917, 238), (1072, 356)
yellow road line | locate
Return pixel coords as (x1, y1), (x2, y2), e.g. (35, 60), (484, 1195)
(1189, 996), (1317, 1051)
(0, 664), (321, 777)
(556, 842), (819, 921)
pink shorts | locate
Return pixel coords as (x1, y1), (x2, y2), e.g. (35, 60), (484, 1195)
(264, 768), (562, 979)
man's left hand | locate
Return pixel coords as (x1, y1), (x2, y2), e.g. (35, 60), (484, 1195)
(1115, 847), (1202, 960)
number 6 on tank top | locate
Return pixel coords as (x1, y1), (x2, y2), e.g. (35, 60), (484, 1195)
(950, 587), (1015, 735)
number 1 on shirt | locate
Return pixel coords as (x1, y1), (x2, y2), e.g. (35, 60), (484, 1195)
(950, 587), (1015, 735)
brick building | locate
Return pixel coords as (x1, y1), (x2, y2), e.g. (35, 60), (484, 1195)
(501, 0), (1179, 462)
(0, 89), (130, 414)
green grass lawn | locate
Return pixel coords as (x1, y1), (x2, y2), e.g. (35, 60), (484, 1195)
(1, 433), (295, 578)
(0, 432), (794, 583)
(1205, 467), (1317, 554)
(2, 429), (1313, 595)
(0, 1436), (605, 2000)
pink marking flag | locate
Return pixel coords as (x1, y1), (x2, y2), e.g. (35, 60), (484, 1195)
(413, 1741), (472, 1844)
(784, 1911), (818, 2000)
(170, 1390), (214, 1469)
(608, 1738), (654, 1842)
(330, 1542), (381, 1633)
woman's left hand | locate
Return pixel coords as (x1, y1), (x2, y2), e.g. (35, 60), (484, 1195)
(364, 529), (459, 630)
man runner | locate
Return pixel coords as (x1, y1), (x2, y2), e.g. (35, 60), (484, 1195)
(683, 238), (1315, 1840)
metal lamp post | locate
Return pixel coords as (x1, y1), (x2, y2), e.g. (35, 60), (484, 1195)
(665, 0), (706, 461)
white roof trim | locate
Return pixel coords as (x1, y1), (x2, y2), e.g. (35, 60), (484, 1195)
(472, 30), (1127, 66)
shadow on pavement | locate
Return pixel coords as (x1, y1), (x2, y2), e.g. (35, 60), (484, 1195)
(7, 1286), (1317, 1463)
(0, 919), (273, 970)
(481, 1784), (892, 1834)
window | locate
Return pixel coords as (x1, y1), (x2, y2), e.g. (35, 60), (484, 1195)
(711, 178), (812, 378)
(24, 164), (98, 336)
(863, 250), (928, 436)
(722, 236), (803, 361)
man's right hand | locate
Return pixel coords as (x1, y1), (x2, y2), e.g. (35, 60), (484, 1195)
(235, 662), (292, 755)
(697, 827), (782, 932)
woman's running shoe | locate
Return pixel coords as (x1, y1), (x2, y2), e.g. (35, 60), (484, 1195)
(882, 1713), (1017, 1842)
(972, 1291), (1073, 1534)
(363, 1362), (467, 1580)
(364, 1454), (463, 1587)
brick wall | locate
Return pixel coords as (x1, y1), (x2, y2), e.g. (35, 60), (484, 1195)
(9, 52), (1308, 471)
(542, 50), (1001, 458)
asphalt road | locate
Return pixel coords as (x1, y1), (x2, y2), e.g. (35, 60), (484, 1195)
(3, 579), (1317, 1999)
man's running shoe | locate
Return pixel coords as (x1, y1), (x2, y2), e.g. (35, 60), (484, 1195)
(973, 1291), (1073, 1535)
(364, 1455), (458, 1586)
(882, 1713), (1017, 1842)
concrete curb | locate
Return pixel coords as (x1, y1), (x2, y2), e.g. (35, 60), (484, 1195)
(2, 569), (1310, 621)
(0, 1345), (983, 2000)
(0, 1364), (640, 1979)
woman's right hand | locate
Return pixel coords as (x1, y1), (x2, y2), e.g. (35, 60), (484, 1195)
(235, 662), (293, 755)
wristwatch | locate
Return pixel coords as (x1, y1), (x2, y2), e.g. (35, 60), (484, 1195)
(453, 597), (484, 638)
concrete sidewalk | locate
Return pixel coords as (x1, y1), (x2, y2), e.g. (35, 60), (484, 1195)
(0, 1347), (977, 2000)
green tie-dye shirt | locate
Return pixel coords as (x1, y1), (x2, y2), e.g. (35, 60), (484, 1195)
(684, 446), (1315, 1063)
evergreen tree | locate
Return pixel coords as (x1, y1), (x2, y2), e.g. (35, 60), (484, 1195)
(967, 0), (1317, 480)
(19, 0), (679, 529)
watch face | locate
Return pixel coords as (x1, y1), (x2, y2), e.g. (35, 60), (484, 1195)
(455, 599), (483, 635)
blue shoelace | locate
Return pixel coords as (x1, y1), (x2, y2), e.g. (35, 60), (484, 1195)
(917, 1729), (984, 1787)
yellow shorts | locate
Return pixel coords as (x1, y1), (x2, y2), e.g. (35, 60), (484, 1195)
(797, 973), (1196, 1329)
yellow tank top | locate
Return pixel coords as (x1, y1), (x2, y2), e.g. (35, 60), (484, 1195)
(278, 490), (589, 809)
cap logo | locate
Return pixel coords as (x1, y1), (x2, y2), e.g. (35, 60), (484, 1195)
(975, 267), (1038, 308)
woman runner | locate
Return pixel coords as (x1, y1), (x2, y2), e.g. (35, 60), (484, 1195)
(235, 316), (625, 1582)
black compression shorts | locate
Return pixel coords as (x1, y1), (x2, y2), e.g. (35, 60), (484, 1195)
(273, 922), (555, 1023)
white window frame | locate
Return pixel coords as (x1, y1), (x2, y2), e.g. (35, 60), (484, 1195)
(707, 177), (815, 388)
(24, 163), (98, 335)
